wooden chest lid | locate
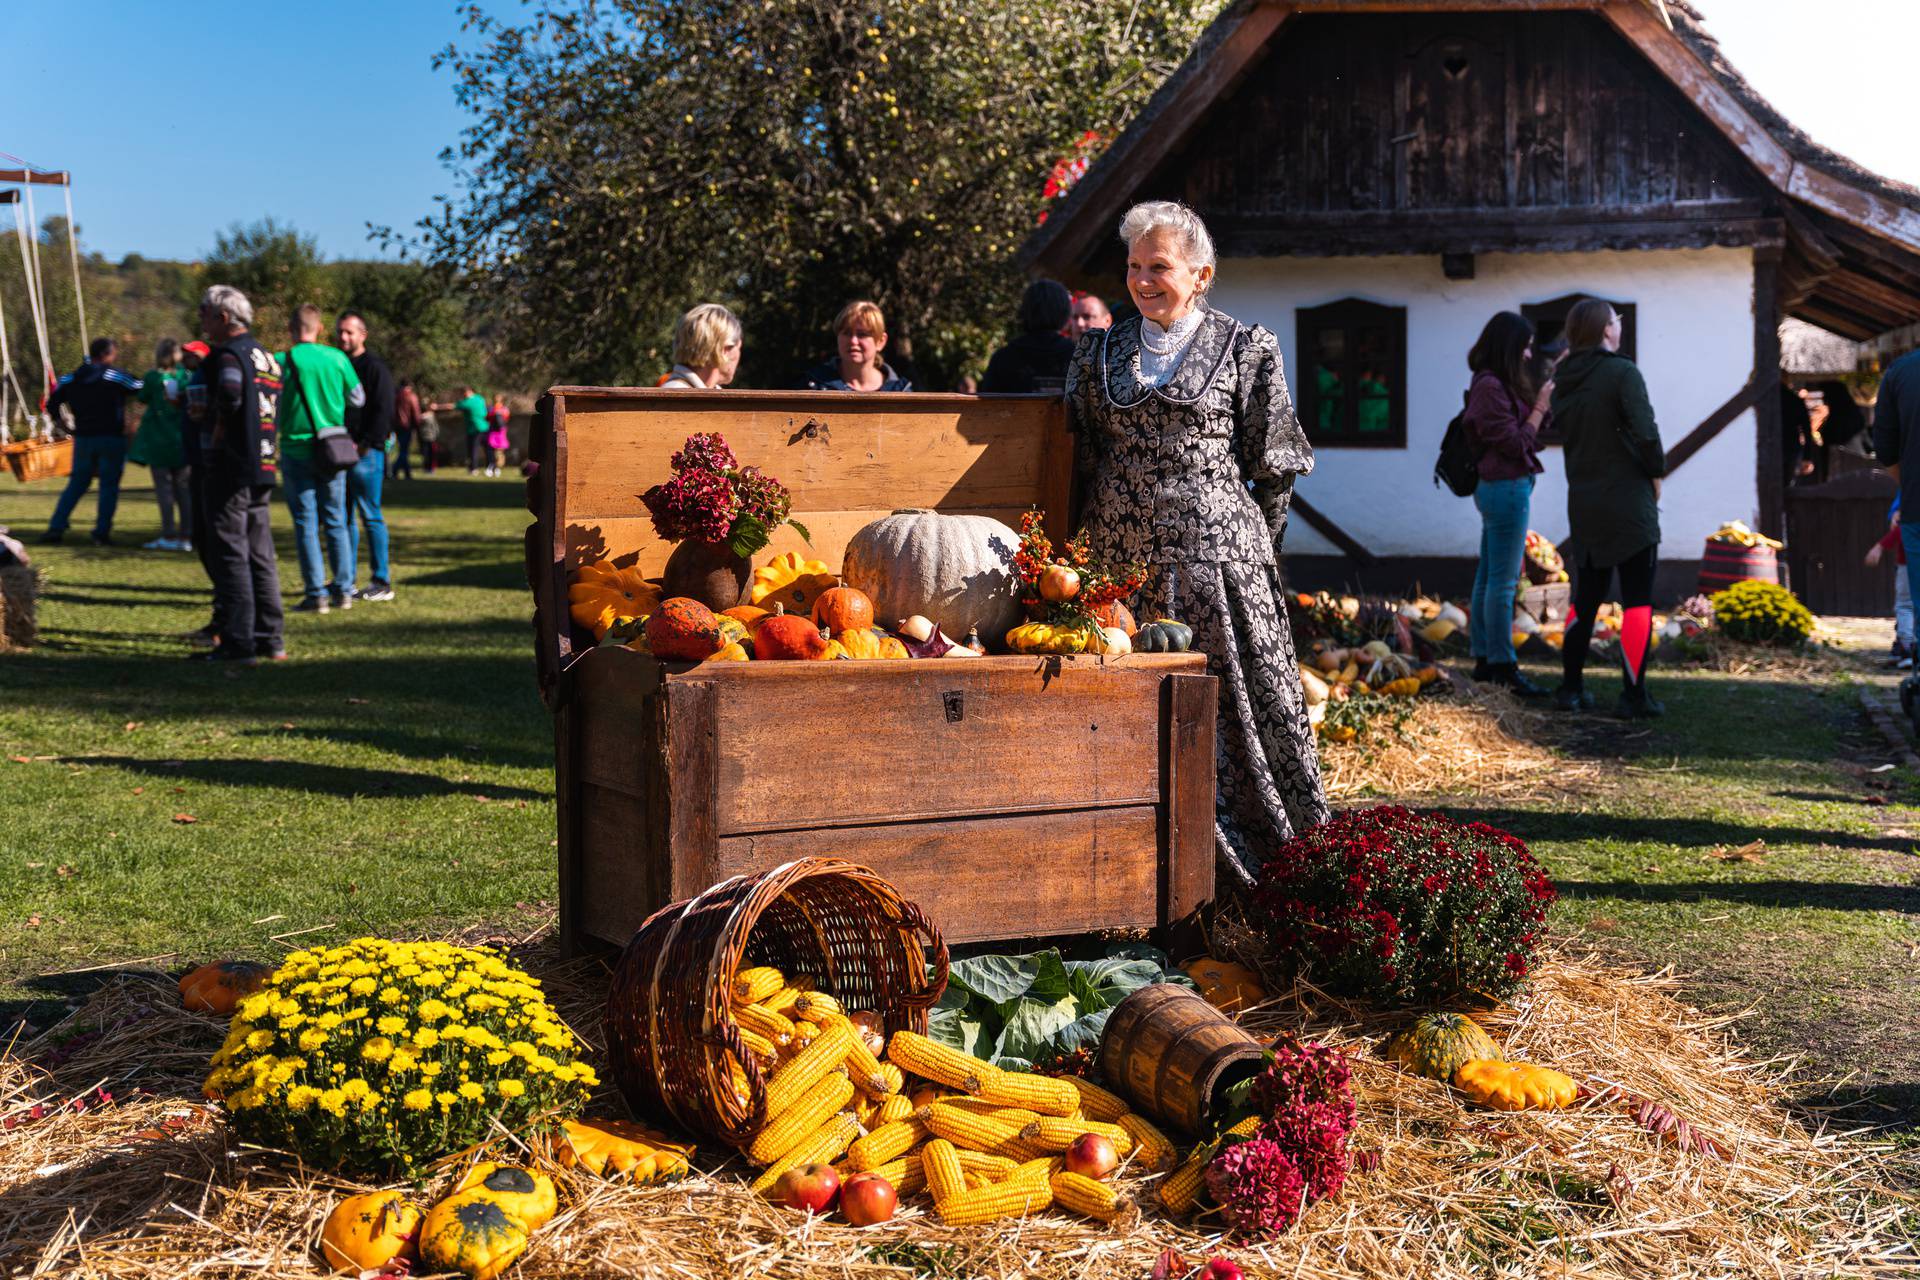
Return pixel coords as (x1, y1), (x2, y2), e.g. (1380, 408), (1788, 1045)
(525, 388), (1072, 705)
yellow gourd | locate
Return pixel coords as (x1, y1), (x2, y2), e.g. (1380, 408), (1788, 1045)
(750, 552), (837, 612)
(418, 1192), (529, 1280)
(876, 634), (910, 659)
(1184, 958), (1266, 1011)
(558, 1118), (694, 1181)
(319, 1190), (423, 1273)
(1452, 1059), (1578, 1111)
(714, 615), (749, 647)
(568, 561), (662, 639)
(838, 628), (885, 660)
(1379, 676), (1421, 697)
(1005, 622), (1089, 655)
(705, 642), (750, 662)
(455, 1163), (557, 1229)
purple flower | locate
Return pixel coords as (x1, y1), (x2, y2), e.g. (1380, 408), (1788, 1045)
(1206, 1138), (1307, 1237)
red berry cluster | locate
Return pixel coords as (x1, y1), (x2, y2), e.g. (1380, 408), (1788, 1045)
(1010, 509), (1146, 623)
(1252, 806), (1556, 1006)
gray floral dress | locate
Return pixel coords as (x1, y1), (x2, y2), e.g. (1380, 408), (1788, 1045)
(1066, 308), (1329, 886)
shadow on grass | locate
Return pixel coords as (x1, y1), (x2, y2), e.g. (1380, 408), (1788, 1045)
(383, 475), (530, 511)
(239, 724), (554, 773)
(403, 559), (531, 591)
(1791, 1083), (1920, 1132)
(62, 755), (546, 801)
(1556, 878), (1920, 913)
(1441, 804), (1911, 857)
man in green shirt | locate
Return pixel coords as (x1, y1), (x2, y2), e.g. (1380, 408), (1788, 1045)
(278, 303), (365, 612)
(431, 385), (489, 474)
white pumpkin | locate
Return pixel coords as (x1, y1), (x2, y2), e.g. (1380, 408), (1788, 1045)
(843, 510), (1023, 644)
(1090, 625), (1131, 657)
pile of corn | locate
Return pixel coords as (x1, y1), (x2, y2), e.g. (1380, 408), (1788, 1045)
(728, 966), (1178, 1226)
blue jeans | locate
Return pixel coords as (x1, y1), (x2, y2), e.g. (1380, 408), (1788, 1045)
(1900, 526), (1920, 644)
(48, 436), (128, 537)
(346, 448), (390, 589)
(281, 451), (351, 599)
(1470, 476), (1534, 664)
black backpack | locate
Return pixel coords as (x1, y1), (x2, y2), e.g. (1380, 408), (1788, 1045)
(1433, 391), (1479, 497)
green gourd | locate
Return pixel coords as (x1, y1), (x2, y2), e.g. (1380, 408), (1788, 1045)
(1383, 1011), (1501, 1081)
(1132, 619), (1194, 653)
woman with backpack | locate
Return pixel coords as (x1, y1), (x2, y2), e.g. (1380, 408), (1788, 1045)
(1463, 311), (1555, 696)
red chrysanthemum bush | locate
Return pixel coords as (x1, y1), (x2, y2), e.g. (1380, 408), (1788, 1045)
(1207, 1040), (1356, 1237)
(1253, 806), (1556, 1007)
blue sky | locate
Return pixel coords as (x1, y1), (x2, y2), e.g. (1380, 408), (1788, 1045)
(8, 0), (1920, 264)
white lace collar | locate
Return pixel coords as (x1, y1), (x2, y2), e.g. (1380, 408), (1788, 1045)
(1138, 309), (1207, 386)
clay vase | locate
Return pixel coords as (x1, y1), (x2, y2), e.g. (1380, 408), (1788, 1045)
(661, 539), (750, 612)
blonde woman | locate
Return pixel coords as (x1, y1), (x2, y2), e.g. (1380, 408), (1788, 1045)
(659, 303), (743, 389)
(800, 301), (912, 391)
(1064, 200), (1326, 884)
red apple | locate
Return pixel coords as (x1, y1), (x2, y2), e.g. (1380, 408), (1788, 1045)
(1062, 1131), (1118, 1179)
(838, 1172), (898, 1226)
(1038, 564), (1081, 602)
(1200, 1258), (1244, 1280)
(771, 1162), (840, 1214)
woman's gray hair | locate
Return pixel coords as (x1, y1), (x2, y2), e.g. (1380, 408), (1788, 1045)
(1118, 201), (1217, 290)
(200, 284), (254, 326)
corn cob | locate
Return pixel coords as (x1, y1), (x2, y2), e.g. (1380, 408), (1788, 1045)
(855, 1094), (880, 1127)
(737, 1027), (780, 1067)
(976, 1070), (1080, 1117)
(1061, 1076), (1131, 1124)
(1050, 1170), (1129, 1222)
(877, 1094), (915, 1124)
(734, 1002), (797, 1047)
(762, 1020), (854, 1120)
(750, 1111), (860, 1195)
(733, 966), (785, 1005)
(788, 1021), (821, 1055)
(748, 1070), (855, 1165)
(1020, 1117), (1134, 1154)
(763, 984), (805, 1016)
(875, 1063), (905, 1095)
(934, 1178), (1053, 1226)
(923, 1101), (1028, 1152)
(849, 1153), (927, 1198)
(937, 1098), (1042, 1125)
(1117, 1113), (1177, 1172)
(1009, 1155), (1062, 1186)
(965, 1170), (994, 1190)
(844, 1115), (929, 1171)
(921, 1138), (967, 1203)
(1156, 1151), (1209, 1213)
(887, 1031), (995, 1094)
(827, 1014), (892, 1094)
(952, 1149), (1018, 1181)
(791, 990), (843, 1021)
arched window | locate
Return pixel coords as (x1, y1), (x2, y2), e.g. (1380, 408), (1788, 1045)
(1295, 298), (1407, 448)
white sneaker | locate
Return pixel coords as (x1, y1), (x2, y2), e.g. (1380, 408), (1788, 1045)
(144, 537), (170, 550)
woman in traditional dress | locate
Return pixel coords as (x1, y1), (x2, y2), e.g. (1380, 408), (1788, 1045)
(1065, 200), (1328, 885)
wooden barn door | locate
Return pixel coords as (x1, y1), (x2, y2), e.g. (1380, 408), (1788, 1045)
(1783, 466), (1898, 616)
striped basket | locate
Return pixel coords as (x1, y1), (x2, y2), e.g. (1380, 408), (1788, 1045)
(1697, 538), (1780, 596)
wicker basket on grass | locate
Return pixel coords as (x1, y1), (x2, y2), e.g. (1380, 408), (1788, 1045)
(3, 438), (73, 483)
(604, 857), (949, 1148)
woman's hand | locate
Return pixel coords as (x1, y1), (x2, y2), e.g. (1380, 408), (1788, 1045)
(1866, 543), (1885, 568)
(1532, 379), (1555, 414)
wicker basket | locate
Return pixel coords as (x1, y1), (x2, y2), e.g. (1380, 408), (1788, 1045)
(604, 857), (949, 1148)
(3, 438), (73, 483)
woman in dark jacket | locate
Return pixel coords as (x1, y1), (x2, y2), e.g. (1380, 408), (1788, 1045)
(981, 280), (1076, 393)
(1550, 298), (1667, 717)
(1463, 311), (1554, 695)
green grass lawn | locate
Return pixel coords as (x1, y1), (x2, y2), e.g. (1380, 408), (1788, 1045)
(3, 470), (1916, 1127)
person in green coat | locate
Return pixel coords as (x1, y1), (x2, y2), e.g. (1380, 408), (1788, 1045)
(133, 338), (193, 551)
(1549, 298), (1667, 718)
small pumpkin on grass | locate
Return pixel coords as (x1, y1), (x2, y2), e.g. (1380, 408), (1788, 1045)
(179, 960), (272, 1015)
(456, 1163), (557, 1230)
(1383, 1012), (1501, 1081)
(1452, 1059), (1577, 1111)
(567, 561), (661, 639)
(419, 1193), (530, 1280)
(319, 1190), (422, 1273)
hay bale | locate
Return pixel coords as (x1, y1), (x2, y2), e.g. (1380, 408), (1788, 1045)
(0, 562), (40, 649)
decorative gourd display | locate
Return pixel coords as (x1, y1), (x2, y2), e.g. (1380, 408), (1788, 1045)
(557, 1118), (693, 1181)
(812, 582), (875, 635)
(714, 615), (750, 647)
(418, 1193), (530, 1280)
(1133, 619), (1194, 653)
(567, 561), (662, 639)
(1089, 626), (1132, 657)
(1452, 1059), (1578, 1111)
(456, 1163), (558, 1230)
(178, 960), (272, 1015)
(319, 1190), (423, 1273)
(755, 606), (831, 660)
(723, 604), (772, 632)
(1383, 1012), (1502, 1081)
(645, 597), (725, 661)
(842, 509), (1023, 642)
(1185, 958), (1267, 1011)
(706, 642), (750, 662)
(1005, 622), (1090, 655)
(1092, 600), (1137, 636)
(750, 552), (837, 614)
(837, 628), (886, 660)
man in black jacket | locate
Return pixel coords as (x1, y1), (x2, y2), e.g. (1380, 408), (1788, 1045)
(41, 337), (143, 545)
(335, 311), (397, 601)
(1873, 347), (1920, 622)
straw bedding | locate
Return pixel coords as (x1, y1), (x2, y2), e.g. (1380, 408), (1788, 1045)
(3, 940), (1911, 1279)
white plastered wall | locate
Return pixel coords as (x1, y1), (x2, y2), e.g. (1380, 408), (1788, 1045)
(1208, 246), (1760, 560)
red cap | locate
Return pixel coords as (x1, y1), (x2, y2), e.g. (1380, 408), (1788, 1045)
(181, 341), (211, 356)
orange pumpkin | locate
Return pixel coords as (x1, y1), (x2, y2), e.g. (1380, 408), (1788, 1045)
(756, 608), (830, 660)
(723, 605), (772, 632)
(813, 582), (876, 635)
(179, 960), (272, 1015)
(568, 561), (662, 638)
(647, 597), (724, 661)
(320, 1191), (423, 1273)
(1092, 600), (1137, 636)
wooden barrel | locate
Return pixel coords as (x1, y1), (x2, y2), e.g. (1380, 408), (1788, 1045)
(1697, 539), (1779, 595)
(1096, 983), (1267, 1137)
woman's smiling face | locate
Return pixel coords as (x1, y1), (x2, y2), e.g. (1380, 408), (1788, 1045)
(1126, 229), (1212, 326)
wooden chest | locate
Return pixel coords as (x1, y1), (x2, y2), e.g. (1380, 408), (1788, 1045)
(525, 388), (1217, 954)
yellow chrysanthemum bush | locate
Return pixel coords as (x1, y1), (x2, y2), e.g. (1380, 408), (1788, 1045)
(1710, 580), (1815, 648)
(202, 938), (596, 1173)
